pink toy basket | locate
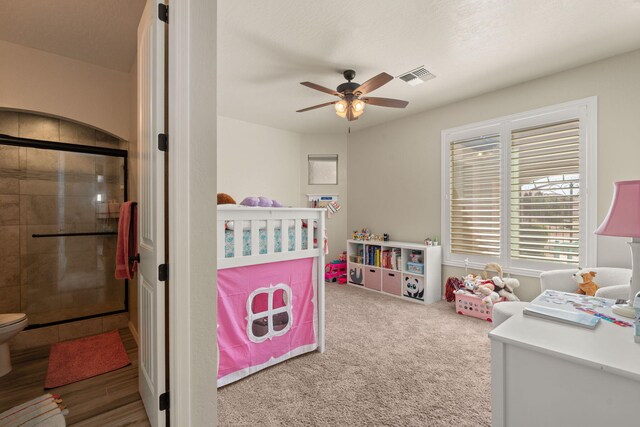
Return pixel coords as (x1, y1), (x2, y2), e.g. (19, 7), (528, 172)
(455, 292), (503, 322)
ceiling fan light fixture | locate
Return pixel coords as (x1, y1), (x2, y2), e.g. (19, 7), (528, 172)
(335, 99), (348, 118)
(351, 99), (365, 118)
(352, 99), (365, 112)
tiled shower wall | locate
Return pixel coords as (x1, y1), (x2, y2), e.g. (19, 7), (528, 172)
(0, 111), (130, 348)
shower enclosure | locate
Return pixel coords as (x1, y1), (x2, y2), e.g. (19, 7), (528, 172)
(0, 133), (127, 328)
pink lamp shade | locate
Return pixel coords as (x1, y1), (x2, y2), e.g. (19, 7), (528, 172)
(595, 180), (640, 237)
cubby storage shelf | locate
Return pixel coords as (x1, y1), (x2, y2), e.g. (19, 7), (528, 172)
(346, 239), (442, 305)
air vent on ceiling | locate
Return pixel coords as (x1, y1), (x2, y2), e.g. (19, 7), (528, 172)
(397, 66), (435, 86)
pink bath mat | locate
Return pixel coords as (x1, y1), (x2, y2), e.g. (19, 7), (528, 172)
(45, 330), (130, 389)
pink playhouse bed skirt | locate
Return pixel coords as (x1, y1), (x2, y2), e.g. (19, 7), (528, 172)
(217, 258), (318, 387)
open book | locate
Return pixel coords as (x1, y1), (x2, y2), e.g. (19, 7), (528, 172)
(523, 290), (614, 329)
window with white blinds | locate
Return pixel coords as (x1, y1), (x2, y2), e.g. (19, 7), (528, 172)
(510, 120), (580, 264)
(450, 134), (501, 256)
(442, 98), (597, 275)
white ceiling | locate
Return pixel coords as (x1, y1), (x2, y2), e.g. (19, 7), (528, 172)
(0, 0), (146, 73)
(218, 0), (640, 134)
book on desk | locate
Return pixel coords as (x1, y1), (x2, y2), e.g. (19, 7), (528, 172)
(522, 290), (618, 329)
(524, 304), (599, 329)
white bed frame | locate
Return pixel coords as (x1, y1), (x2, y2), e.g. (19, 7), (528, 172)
(216, 206), (326, 352)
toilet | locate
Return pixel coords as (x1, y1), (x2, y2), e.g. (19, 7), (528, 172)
(0, 313), (28, 377)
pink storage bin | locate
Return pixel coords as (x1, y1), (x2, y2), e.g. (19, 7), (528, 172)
(455, 292), (503, 322)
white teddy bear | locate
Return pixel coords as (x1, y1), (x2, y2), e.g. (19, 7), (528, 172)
(492, 276), (520, 301)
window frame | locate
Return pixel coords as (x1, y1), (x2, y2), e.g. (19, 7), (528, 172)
(441, 97), (597, 277)
(308, 154), (339, 185)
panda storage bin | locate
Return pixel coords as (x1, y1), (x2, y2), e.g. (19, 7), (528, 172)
(403, 274), (424, 301)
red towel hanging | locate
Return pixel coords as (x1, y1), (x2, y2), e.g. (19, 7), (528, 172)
(115, 201), (138, 280)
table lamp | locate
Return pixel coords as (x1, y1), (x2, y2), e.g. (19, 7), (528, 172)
(595, 180), (640, 318)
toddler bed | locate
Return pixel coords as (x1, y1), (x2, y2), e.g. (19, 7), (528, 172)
(217, 206), (326, 387)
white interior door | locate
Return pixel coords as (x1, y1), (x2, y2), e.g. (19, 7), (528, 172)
(137, 1), (166, 426)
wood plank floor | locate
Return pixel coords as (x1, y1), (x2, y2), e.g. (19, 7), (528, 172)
(0, 328), (150, 426)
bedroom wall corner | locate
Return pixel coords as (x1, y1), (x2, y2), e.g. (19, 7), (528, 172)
(299, 133), (348, 260)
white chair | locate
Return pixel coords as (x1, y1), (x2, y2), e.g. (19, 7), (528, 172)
(540, 267), (631, 300)
(492, 267), (632, 327)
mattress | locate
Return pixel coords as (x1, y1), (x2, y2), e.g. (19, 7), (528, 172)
(225, 227), (310, 258)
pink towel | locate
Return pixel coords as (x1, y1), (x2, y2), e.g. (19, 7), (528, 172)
(115, 201), (138, 280)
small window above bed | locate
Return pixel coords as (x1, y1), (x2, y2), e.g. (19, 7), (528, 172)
(308, 154), (338, 185)
(246, 284), (293, 343)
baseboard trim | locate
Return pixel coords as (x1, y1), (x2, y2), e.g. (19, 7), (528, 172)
(128, 321), (139, 346)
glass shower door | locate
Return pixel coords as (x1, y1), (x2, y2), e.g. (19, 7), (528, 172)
(2, 144), (127, 326)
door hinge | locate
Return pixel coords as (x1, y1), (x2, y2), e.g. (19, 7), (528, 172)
(158, 133), (168, 152)
(159, 391), (169, 411)
(159, 263), (168, 282)
(158, 3), (168, 23)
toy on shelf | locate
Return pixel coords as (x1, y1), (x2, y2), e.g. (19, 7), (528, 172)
(325, 260), (347, 284)
(423, 236), (439, 246)
(351, 228), (385, 241)
(352, 228), (370, 241)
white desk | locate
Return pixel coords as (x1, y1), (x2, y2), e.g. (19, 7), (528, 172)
(489, 311), (640, 427)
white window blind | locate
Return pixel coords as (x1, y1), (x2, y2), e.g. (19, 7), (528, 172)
(510, 119), (580, 265)
(450, 134), (501, 256)
(442, 97), (597, 276)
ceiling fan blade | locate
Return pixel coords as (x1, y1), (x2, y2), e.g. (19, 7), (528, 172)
(300, 82), (343, 97)
(296, 101), (338, 113)
(362, 97), (409, 108)
(354, 72), (394, 95)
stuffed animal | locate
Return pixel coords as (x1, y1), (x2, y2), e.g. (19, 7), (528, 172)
(481, 263), (521, 302)
(501, 277), (520, 300)
(463, 274), (477, 291)
(492, 276), (521, 301)
(217, 193), (236, 205)
(482, 262), (504, 279)
(572, 269), (600, 296)
(477, 280), (497, 300)
(240, 196), (283, 207)
(476, 281), (500, 306)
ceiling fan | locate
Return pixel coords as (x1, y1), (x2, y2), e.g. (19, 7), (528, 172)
(296, 70), (409, 121)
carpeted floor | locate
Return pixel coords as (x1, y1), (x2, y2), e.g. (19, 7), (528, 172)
(217, 283), (492, 426)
